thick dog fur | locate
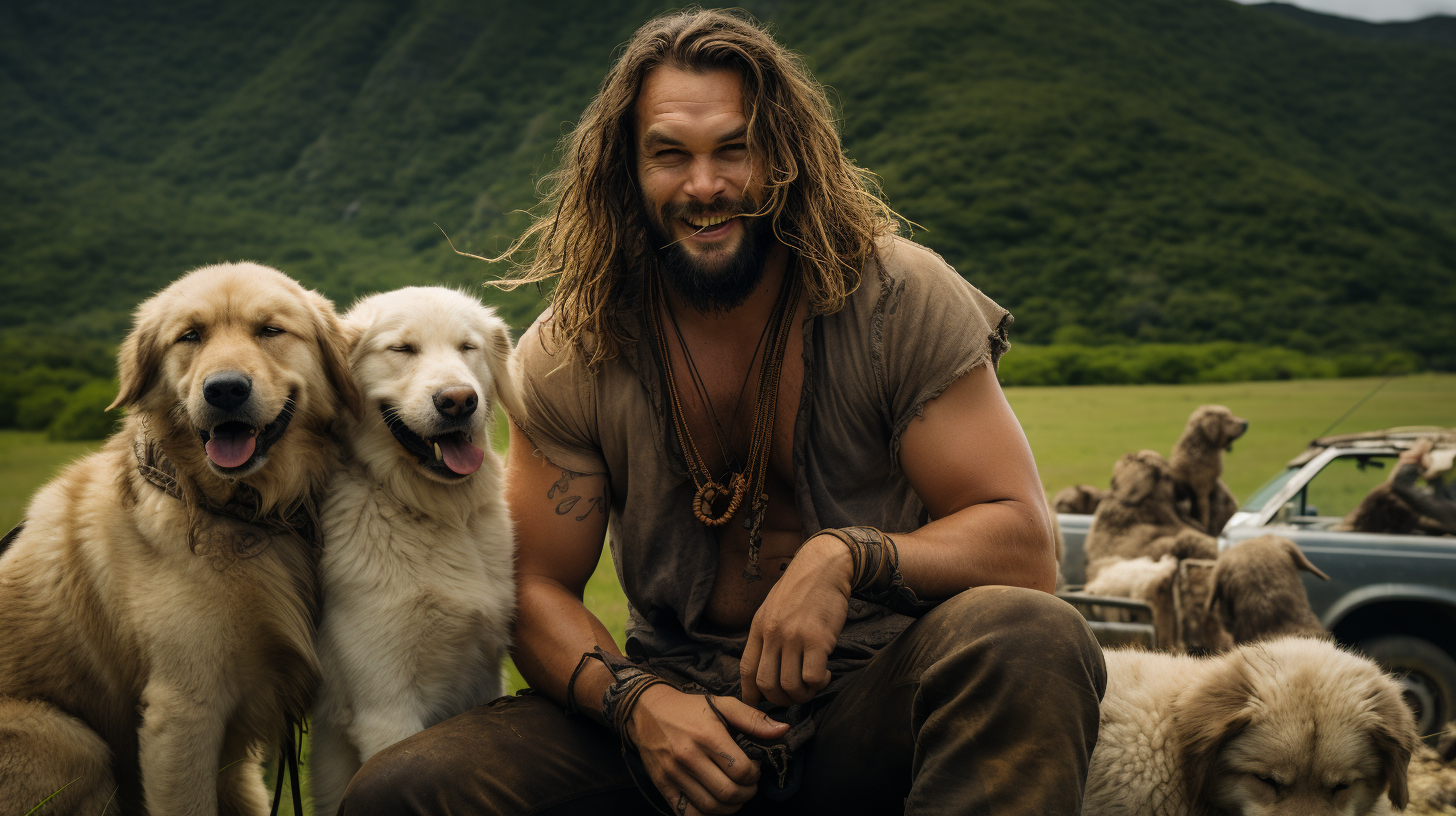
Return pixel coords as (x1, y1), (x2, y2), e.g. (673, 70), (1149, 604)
(1171, 405), (1248, 535)
(1086, 637), (1418, 816)
(310, 287), (525, 816)
(1085, 555), (1231, 654)
(1085, 450), (1217, 582)
(1211, 535), (1331, 645)
(0, 263), (358, 814)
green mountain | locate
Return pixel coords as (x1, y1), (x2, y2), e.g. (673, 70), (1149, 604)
(2, 0), (1453, 376)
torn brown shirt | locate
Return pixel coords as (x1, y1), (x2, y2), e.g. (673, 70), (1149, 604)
(515, 236), (1012, 695)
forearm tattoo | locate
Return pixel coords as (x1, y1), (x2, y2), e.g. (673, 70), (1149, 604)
(548, 468), (608, 521)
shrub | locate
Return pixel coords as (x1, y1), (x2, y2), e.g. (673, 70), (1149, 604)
(48, 380), (123, 441)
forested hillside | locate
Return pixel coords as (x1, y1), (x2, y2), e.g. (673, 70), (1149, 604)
(2, 0), (1453, 429)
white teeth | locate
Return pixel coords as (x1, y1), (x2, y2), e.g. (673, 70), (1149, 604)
(433, 442), (443, 461)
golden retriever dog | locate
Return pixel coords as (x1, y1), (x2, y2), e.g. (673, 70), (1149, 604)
(1085, 450), (1217, 581)
(310, 287), (525, 816)
(0, 263), (359, 814)
(1086, 637), (1417, 816)
(1171, 405), (1249, 535)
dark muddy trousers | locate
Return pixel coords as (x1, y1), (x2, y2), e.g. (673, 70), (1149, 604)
(339, 586), (1106, 816)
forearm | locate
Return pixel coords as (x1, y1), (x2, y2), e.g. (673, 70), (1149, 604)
(1391, 464), (1456, 530)
(892, 498), (1057, 595)
(512, 576), (622, 722)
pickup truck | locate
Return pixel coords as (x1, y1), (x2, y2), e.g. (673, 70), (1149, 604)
(1058, 427), (1456, 737)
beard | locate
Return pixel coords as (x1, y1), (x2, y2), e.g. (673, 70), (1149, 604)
(646, 196), (775, 314)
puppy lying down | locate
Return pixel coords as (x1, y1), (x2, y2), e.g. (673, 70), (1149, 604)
(310, 287), (525, 816)
(1086, 637), (1416, 816)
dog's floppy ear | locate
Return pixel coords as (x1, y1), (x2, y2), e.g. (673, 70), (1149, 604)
(108, 305), (165, 411)
(1365, 670), (1418, 809)
(484, 320), (527, 425)
(1279, 537), (1331, 581)
(305, 290), (364, 420)
(1173, 649), (1254, 806)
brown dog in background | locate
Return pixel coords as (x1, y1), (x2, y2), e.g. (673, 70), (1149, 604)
(0, 263), (359, 814)
(1171, 404), (1248, 535)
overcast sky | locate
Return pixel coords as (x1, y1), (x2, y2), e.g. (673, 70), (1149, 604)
(1234, 0), (1456, 22)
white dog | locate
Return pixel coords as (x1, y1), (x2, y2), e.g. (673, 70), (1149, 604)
(310, 287), (525, 815)
(1085, 636), (1416, 816)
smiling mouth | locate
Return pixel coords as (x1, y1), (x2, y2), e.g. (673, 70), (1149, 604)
(198, 398), (295, 472)
(380, 405), (483, 479)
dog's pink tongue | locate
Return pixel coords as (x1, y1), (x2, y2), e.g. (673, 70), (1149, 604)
(438, 435), (484, 475)
(206, 431), (256, 468)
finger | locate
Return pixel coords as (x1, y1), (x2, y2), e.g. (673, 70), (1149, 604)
(713, 695), (791, 742)
(664, 760), (746, 816)
(755, 643), (791, 706)
(802, 647), (831, 699)
(778, 646), (809, 703)
(740, 629), (763, 707)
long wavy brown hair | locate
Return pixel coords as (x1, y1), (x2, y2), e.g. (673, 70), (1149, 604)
(493, 8), (901, 368)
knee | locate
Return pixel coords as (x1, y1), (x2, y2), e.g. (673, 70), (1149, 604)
(926, 587), (1105, 691)
(339, 740), (436, 816)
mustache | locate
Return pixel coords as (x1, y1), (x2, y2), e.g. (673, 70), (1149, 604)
(656, 198), (767, 250)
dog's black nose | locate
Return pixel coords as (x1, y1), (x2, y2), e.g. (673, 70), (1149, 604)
(203, 372), (253, 412)
(433, 387), (478, 418)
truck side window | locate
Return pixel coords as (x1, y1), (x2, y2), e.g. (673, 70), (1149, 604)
(1301, 454), (1397, 519)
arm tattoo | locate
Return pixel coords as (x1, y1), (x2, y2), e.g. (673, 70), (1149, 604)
(548, 468), (608, 521)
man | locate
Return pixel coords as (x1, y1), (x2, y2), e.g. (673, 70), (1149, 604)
(342, 9), (1104, 814)
(1392, 438), (1456, 533)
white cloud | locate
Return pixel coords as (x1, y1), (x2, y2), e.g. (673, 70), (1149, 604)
(1233, 0), (1456, 22)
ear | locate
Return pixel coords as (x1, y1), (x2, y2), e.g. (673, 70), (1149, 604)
(1366, 672), (1417, 809)
(1282, 538), (1331, 581)
(107, 308), (164, 411)
(306, 290), (363, 420)
(1173, 650), (1254, 804)
(484, 321), (527, 425)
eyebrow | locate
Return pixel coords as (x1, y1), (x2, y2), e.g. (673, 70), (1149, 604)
(640, 124), (748, 150)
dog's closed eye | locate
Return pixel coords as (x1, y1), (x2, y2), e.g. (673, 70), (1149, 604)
(1256, 774), (1283, 792)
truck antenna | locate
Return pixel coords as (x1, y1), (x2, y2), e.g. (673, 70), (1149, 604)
(1316, 375), (1396, 440)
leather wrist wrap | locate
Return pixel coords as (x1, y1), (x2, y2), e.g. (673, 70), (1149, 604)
(816, 526), (940, 618)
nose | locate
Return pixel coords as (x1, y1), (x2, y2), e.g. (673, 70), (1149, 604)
(203, 371), (253, 412)
(682, 155), (728, 202)
(433, 387), (478, 419)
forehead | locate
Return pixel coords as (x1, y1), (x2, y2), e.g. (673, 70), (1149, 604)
(635, 66), (747, 143)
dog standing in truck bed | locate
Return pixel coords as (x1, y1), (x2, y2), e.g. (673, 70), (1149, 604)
(309, 287), (526, 816)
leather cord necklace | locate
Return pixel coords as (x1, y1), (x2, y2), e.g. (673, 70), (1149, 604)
(665, 295), (774, 474)
(649, 266), (801, 581)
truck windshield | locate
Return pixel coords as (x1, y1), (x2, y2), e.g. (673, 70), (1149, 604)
(1241, 467), (1299, 512)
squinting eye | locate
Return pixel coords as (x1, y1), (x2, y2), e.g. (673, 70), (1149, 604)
(461, 343), (477, 352)
(1332, 783), (1350, 794)
(1256, 775), (1281, 791)
(388, 345), (415, 354)
(178, 329), (200, 343)
(259, 326), (285, 337)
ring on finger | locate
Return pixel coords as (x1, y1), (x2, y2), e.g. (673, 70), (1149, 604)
(676, 792), (689, 815)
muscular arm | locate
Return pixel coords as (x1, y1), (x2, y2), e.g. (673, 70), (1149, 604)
(506, 420), (617, 715)
(507, 421), (784, 815)
(743, 363), (1054, 706)
(890, 362), (1056, 594)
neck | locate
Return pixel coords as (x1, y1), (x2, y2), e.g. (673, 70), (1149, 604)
(661, 242), (791, 340)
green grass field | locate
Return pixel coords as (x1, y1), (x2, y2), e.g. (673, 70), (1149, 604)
(2, 374), (1452, 814)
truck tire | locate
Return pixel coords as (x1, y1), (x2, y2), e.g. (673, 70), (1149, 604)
(1356, 634), (1456, 739)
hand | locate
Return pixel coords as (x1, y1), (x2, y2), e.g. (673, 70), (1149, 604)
(626, 685), (789, 815)
(740, 534), (852, 707)
(1401, 439), (1434, 467)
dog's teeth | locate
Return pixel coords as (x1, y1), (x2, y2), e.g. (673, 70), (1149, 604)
(434, 442), (443, 461)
